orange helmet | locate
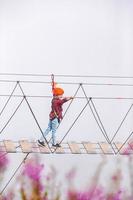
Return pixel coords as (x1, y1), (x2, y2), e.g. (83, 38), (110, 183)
(53, 87), (64, 96)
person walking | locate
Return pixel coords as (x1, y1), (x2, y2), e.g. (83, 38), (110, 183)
(38, 87), (73, 147)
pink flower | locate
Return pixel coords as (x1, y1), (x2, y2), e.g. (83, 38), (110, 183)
(113, 190), (122, 200)
(2, 191), (14, 200)
(66, 168), (76, 182)
(67, 187), (105, 200)
(67, 190), (78, 200)
(23, 160), (44, 181)
(87, 187), (105, 200)
(0, 152), (8, 170)
(123, 141), (133, 155)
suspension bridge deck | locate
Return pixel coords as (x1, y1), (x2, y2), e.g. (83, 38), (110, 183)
(0, 140), (131, 155)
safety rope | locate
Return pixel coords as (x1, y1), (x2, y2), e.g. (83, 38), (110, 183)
(17, 82), (52, 153)
(52, 99), (91, 153)
(1, 94), (133, 100)
(0, 79), (133, 87)
(1, 73), (133, 79)
(62, 84), (81, 119)
(111, 104), (133, 142)
(51, 74), (55, 93)
(90, 99), (117, 154)
(0, 82), (18, 117)
(80, 85), (110, 142)
(80, 84), (116, 154)
(0, 98), (24, 135)
(0, 153), (30, 195)
(116, 131), (133, 154)
(90, 99), (111, 142)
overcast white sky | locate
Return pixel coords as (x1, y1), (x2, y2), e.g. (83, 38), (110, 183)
(0, 0), (133, 75)
(0, 0), (133, 195)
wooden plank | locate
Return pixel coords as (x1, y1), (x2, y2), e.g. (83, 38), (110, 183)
(82, 142), (96, 153)
(31, 142), (40, 153)
(39, 145), (50, 154)
(68, 142), (81, 154)
(4, 140), (16, 153)
(0, 141), (6, 152)
(114, 142), (124, 154)
(99, 142), (112, 154)
(19, 140), (32, 153)
(52, 146), (65, 154)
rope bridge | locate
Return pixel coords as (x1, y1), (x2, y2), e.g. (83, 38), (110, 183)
(0, 73), (133, 195)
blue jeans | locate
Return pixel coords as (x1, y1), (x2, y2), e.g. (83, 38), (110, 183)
(40, 118), (59, 145)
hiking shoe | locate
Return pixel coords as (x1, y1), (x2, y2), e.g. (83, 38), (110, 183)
(38, 140), (45, 147)
(52, 143), (61, 148)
